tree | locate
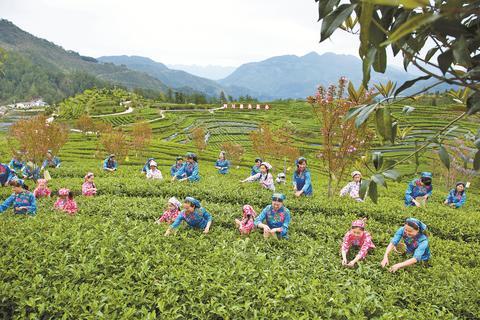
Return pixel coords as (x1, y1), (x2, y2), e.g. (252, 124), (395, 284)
(193, 93), (207, 105)
(275, 121), (301, 164)
(166, 88), (174, 102)
(0, 47), (7, 76)
(250, 123), (300, 168)
(250, 123), (276, 160)
(131, 121), (153, 157)
(8, 115), (69, 163)
(219, 91), (227, 103)
(75, 115), (96, 136)
(316, 0), (480, 202)
(100, 128), (129, 160)
(95, 122), (113, 138)
(158, 92), (167, 102)
(308, 78), (374, 197)
(192, 127), (207, 151)
(221, 142), (245, 166)
(174, 92), (184, 104)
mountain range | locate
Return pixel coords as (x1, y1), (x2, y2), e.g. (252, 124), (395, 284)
(0, 19), (447, 104)
(97, 55), (229, 97)
(0, 20), (169, 91)
(167, 64), (236, 81)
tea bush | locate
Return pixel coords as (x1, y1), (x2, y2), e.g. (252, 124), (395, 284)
(0, 145), (479, 319)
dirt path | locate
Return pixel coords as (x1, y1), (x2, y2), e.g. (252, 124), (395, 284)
(91, 106), (134, 118)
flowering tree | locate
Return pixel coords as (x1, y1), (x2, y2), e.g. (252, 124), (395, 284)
(131, 122), (153, 157)
(8, 115), (68, 163)
(308, 77), (374, 197)
(192, 127), (207, 152)
(250, 123), (300, 168)
(75, 115), (96, 136)
(99, 128), (129, 160)
(221, 142), (245, 166)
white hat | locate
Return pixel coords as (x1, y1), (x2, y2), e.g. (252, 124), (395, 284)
(351, 171), (362, 178)
(150, 161), (158, 167)
(261, 162), (272, 170)
(168, 197), (181, 208)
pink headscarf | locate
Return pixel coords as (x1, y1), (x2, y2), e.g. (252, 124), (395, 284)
(242, 205), (257, 219)
(351, 218), (367, 229)
(84, 172), (94, 182)
(59, 188), (70, 196)
(37, 179), (47, 186)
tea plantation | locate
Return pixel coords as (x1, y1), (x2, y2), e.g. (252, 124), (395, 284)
(1, 98), (480, 319)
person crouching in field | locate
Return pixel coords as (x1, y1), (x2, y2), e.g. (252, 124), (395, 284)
(235, 205), (257, 235)
(241, 162), (275, 191)
(33, 179), (51, 199)
(215, 151), (230, 174)
(276, 172), (287, 185)
(9, 152), (25, 173)
(340, 218), (375, 268)
(103, 154), (118, 172)
(255, 193), (291, 239)
(142, 158), (155, 174)
(22, 161), (41, 182)
(405, 172), (433, 207)
(172, 153), (200, 182)
(0, 163), (16, 187)
(340, 171), (363, 202)
(164, 197), (212, 235)
(381, 218), (430, 273)
(170, 156), (183, 177)
(292, 157), (312, 197)
(444, 182), (467, 209)
(54, 188), (78, 215)
(41, 150), (61, 170)
(82, 172), (97, 196)
(251, 158), (262, 176)
(155, 197), (181, 224)
(146, 161), (163, 180)
(0, 180), (36, 216)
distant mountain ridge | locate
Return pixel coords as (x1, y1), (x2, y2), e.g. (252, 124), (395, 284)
(97, 55), (228, 97)
(0, 19), (169, 103)
(167, 64), (236, 80)
(218, 52), (447, 99)
(0, 19), (450, 104)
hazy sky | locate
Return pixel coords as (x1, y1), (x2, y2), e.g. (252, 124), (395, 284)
(1, 0), (403, 67)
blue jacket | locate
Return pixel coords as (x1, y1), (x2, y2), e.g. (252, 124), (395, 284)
(405, 178), (433, 206)
(391, 226), (430, 261)
(103, 158), (118, 170)
(0, 191), (37, 216)
(41, 157), (61, 170)
(251, 165), (261, 176)
(445, 189), (466, 208)
(254, 205), (291, 239)
(21, 164), (41, 181)
(293, 170), (312, 196)
(9, 159), (25, 172)
(0, 164), (15, 186)
(170, 208), (212, 229)
(175, 162), (200, 182)
(215, 159), (230, 174)
(170, 163), (183, 177)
